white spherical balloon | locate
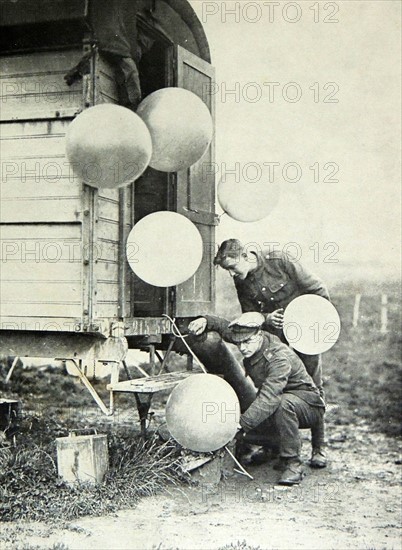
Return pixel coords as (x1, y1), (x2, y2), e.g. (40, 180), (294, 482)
(283, 295), (341, 355)
(66, 104), (152, 188)
(126, 211), (203, 287)
(137, 88), (213, 172)
(218, 179), (281, 223)
(166, 374), (240, 452)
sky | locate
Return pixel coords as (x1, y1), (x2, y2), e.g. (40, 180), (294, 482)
(190, 0), (401, 283)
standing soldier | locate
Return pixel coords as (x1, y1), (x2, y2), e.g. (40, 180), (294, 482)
(213, 239), (330, 468)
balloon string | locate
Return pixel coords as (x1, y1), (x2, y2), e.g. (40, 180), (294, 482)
(162, 314), (207, 374)
(225, 445), (254, 480)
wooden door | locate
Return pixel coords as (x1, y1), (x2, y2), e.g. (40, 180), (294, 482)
(174, 45), (218, 317)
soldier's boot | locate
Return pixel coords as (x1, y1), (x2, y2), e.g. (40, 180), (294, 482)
(311, 409), (327, 468)
(278, 458), (304, 485)
(310, 447), (327, 468)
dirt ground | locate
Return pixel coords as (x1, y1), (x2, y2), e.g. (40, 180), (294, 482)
(1, 408), (401, 550)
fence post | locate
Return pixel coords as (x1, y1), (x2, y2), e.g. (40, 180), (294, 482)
(380, 294), (388, 334)
(352, 293), (361, 328)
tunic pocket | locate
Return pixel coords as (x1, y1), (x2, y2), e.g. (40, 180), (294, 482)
(268, 275), (289, 293)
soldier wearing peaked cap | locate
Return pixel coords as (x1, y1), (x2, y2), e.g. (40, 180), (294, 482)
(213, 239), (330, 468)
(189, 312), (325, 485)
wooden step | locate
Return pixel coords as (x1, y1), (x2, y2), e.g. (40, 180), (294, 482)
(107, 371), (195, 393)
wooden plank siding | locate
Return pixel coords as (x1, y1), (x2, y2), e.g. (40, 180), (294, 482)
(0, 38), (217, 337)
(0, 120), (83, 223)
(0, 49), (83, 121)
(95, 191), (120, 319)
(0, 49), (125, 329)
(91, 54), (121, 320)
(0, 223), (83, 320)
(0, 49), (87, 329)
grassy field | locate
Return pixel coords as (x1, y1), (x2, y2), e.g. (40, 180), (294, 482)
(325, 285), (401, 436)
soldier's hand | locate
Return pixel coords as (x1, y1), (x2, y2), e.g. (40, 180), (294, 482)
(266, 308), (284, 329)
(188, 317), (207, 336)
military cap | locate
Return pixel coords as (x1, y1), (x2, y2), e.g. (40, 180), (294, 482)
(228, 312), (265, 343)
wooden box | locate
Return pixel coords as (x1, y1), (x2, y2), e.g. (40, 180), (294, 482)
(56, 433), (109, 485)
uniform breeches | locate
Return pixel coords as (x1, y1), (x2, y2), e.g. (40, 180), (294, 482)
(295, 352), (324, 399)
(245, 393), (324, 459)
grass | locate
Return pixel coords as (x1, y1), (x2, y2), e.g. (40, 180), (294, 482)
(218, 543), (262, 550)
(326, 290), (402, 436)
(0, 410), (187, 523)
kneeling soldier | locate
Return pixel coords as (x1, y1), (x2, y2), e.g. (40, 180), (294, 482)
(188, 312), (325, 485)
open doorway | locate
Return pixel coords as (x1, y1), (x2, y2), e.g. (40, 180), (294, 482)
(131, 26), (174, 317)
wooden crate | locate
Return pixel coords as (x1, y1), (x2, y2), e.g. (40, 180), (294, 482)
(56, 433), (109, 485)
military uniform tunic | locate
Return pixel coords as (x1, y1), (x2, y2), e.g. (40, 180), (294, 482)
(233, 250), (329, 403)
(234, 249), (330, 325)
(205, 316), (324, 433)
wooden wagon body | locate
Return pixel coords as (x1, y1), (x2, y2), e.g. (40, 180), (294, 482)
(0, 0), (217, 363)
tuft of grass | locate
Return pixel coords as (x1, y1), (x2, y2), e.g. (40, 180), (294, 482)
(0, 411), (187, 523)
(16, 545), (69, 550)
(218, 542), (262, 550)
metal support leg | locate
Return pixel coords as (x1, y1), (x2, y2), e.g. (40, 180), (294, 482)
(133, 344), (158, 436)
(134, 393), (153, 438)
